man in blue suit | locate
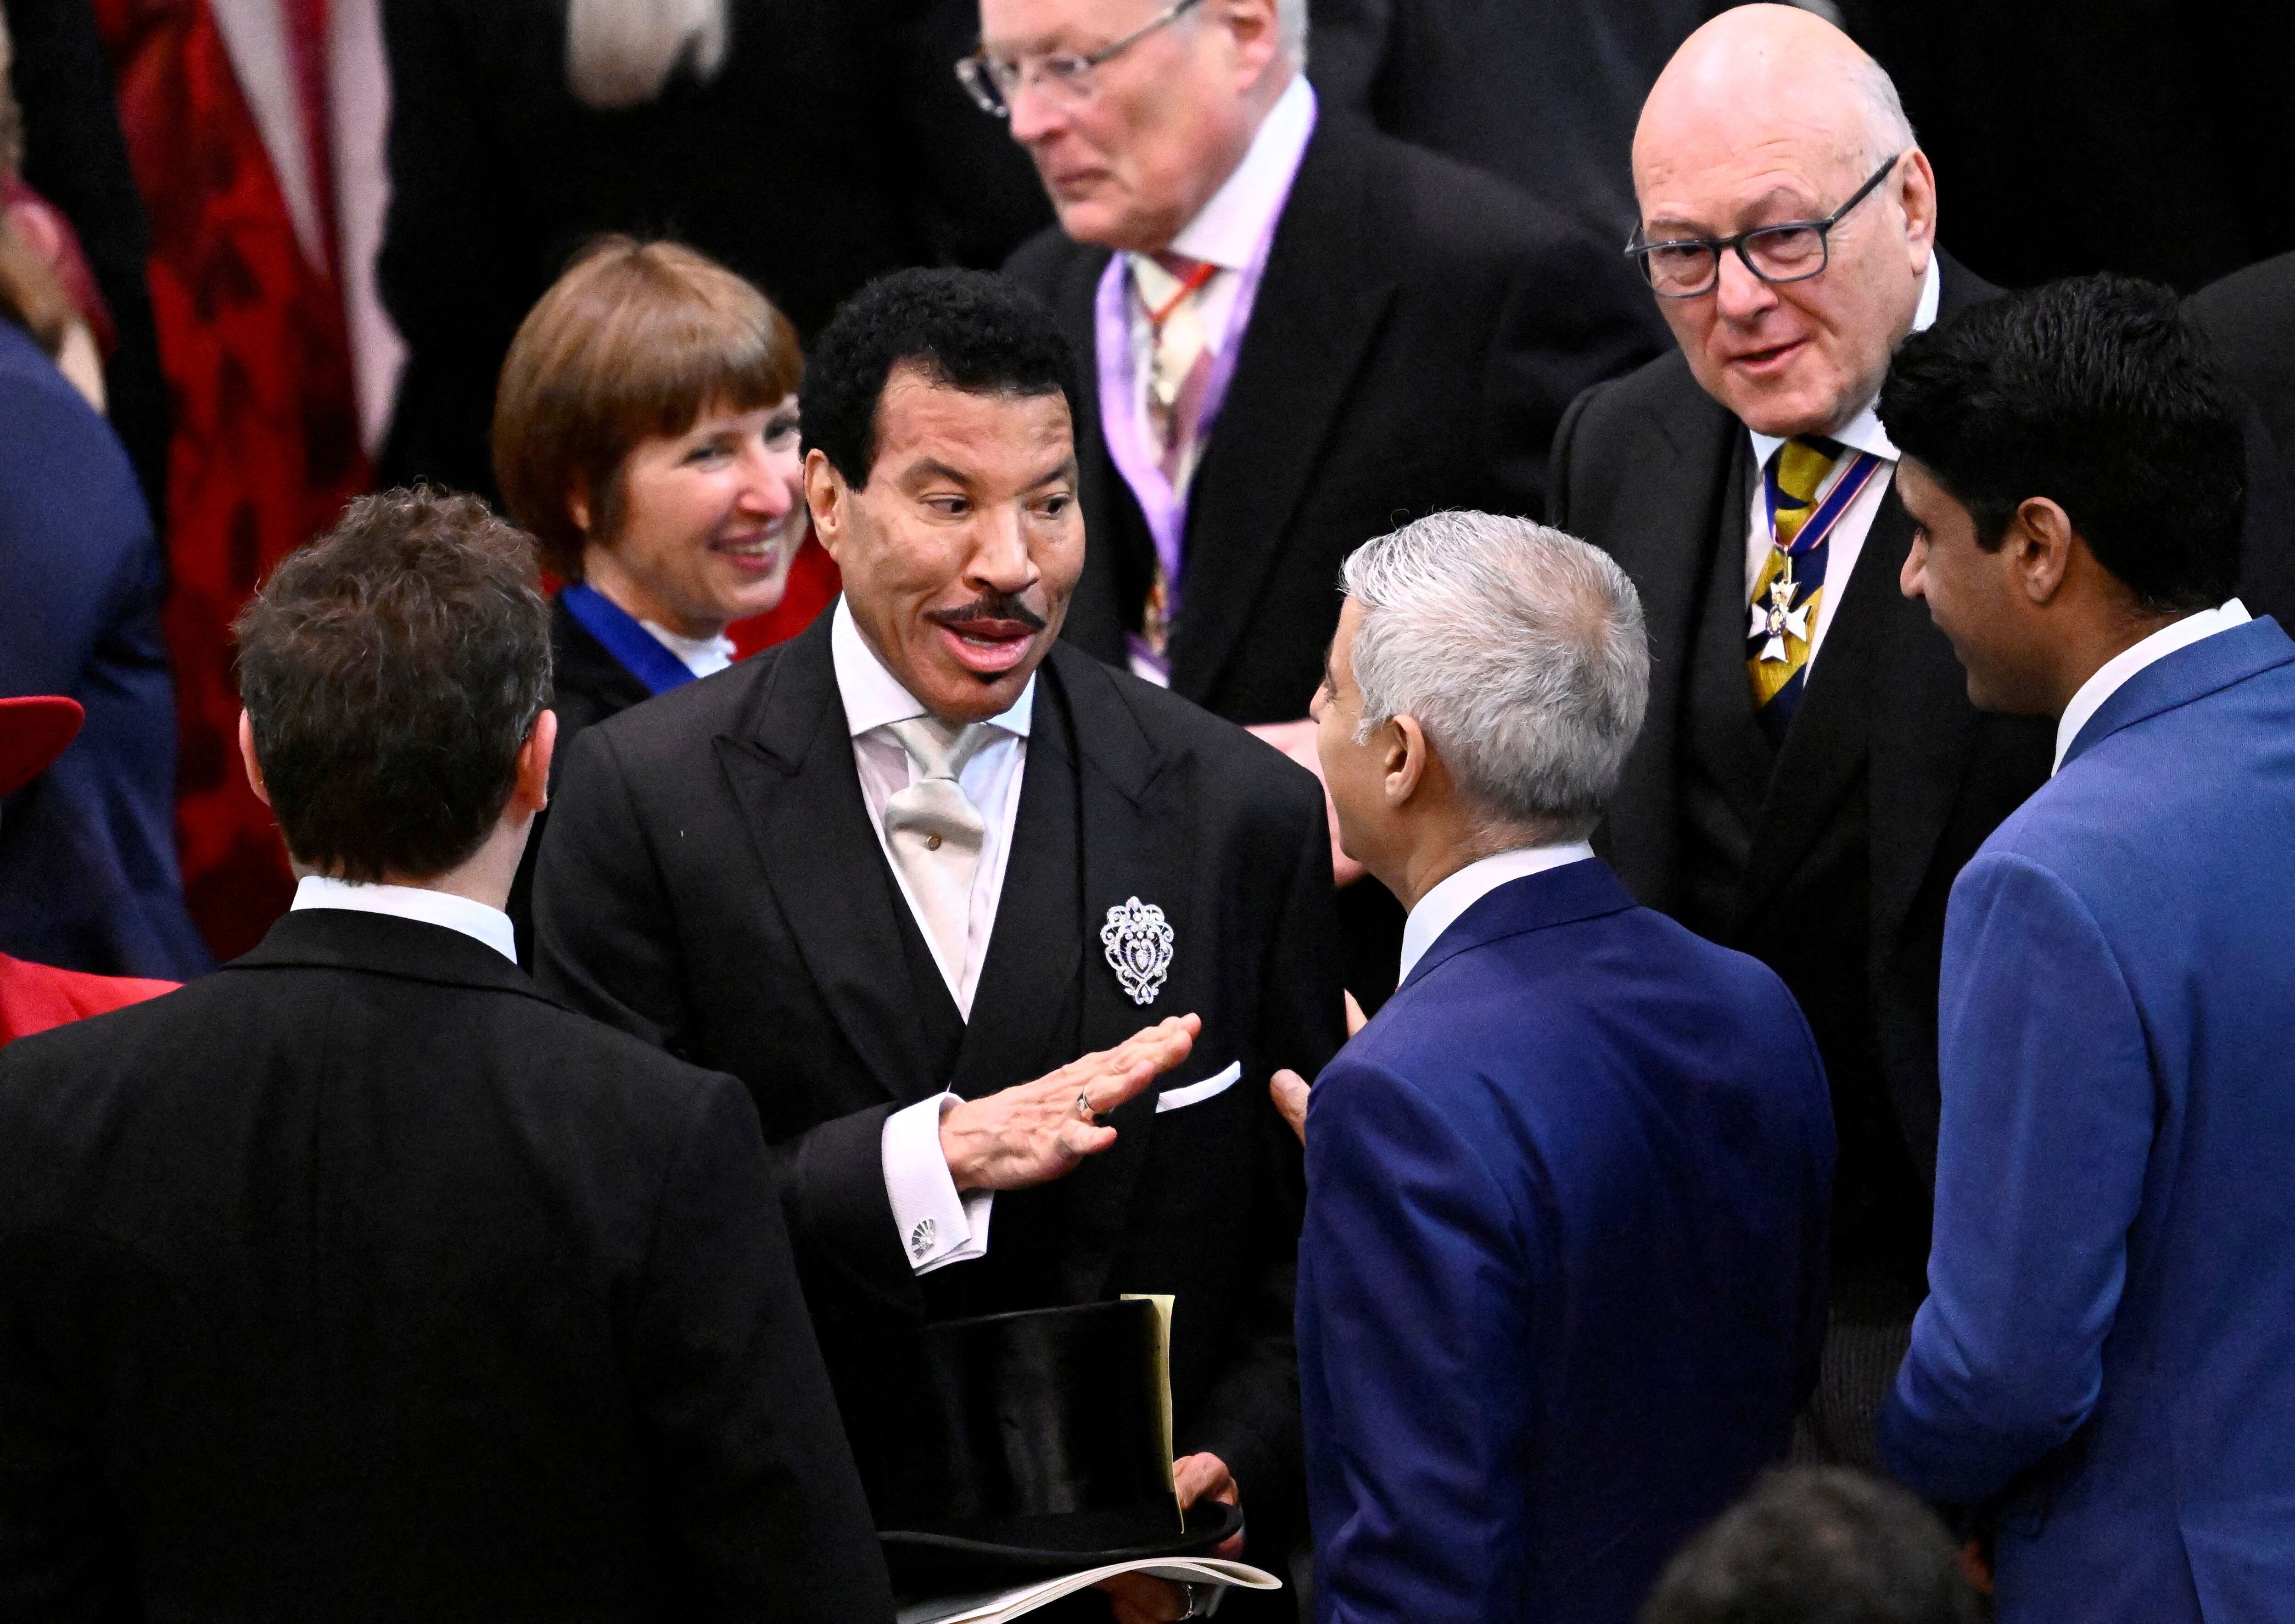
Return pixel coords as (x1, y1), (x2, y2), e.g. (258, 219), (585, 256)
(1880, 273), (2295, 1622)
(1281, 511), (1836, 1624)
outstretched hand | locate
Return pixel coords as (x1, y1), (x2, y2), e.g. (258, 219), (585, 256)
(939, 1014), (1200, 1192)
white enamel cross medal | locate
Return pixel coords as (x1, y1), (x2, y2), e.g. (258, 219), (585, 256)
(1750, 569), (1813, 664)
(1100, 896), (1175, 1006)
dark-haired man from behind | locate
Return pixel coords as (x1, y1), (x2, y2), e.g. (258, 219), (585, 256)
(0, 490), (896, 1621)
(1880, 275), (2295, 1623)
(535, 268), (1343, 1623)
(1638, 1468), (1982, 1624)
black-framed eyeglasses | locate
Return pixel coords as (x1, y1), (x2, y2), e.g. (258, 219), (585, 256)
(956, 0), (1204, 118)
(1624, 152), (1906, 298)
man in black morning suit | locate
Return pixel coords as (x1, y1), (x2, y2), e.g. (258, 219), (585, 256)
(1548, 7), (2056, 1469)
(0, 491), (893, 1621)
(984, 0), (1660, 1001)
(534, 271), (1343, 1624)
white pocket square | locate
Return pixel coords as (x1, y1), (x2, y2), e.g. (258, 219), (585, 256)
(1156, 1060), (1242, 1114)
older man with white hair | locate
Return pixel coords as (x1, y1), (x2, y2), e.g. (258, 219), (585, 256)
(984, 0), (1659, 1003)
(1546, 3), (2060, 1468)
(1284, 512), (1835, 1624)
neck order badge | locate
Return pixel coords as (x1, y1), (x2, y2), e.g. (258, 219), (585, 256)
(1745, 437), (1884, 742)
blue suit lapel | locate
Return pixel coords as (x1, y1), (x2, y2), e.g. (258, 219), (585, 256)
(2063, 616), (2295, 770)
(1399, 858), (1639, 994)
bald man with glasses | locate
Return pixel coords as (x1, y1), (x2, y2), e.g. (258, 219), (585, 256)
(1547, 4), (2056, 1470)
(983, 0), (1661, 1009)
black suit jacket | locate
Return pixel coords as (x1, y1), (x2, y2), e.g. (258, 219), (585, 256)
(1304, 0), (1718, 243)
(509, 596), (658, 965)
(1004, 114), (1663, 727)
(2191, 250), (2295, 626)
(0, 908), (893, 1622)
(375, 0), (1051, 497)
(1551, 258), (2058, 1288)
(532, 619), (1344, 1557)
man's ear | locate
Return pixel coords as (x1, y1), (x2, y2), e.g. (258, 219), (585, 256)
(805, 449), (847, 563)
(2010, 496), (2077, 605)
(1384, 714), (1430, 808)
(568, 477), (593, 537)
(514, 709), (559, 815)
(237, 710), (271, 808)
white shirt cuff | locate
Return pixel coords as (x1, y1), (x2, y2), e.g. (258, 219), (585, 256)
(882, 1092), (994, 1276)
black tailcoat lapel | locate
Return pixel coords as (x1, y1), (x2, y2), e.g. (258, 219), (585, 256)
(1589, 362), (1745, 911)
(1171, 121), (1398, 706)
(948, 692), (1085, 1099)
(1040, 648), (1200, 1304)
(714, 618), (961, 1107)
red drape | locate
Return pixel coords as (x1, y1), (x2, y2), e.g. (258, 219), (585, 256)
(94, 0), (368, 960)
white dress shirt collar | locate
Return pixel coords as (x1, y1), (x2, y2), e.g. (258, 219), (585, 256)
(2053, 598), (2250, 774)
(1165, 73), (1316, 272)
(639, 618), (736, 679)
(1397, 841), (1598, 987)
(290, 873), (519, 964)
(1749, 255), (1942, 473)
(830, 597), (1034, 740)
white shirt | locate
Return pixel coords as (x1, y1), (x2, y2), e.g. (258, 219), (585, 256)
(831, 597), (1034, 1276)
(1121, 73), (1316, 430)
(290, 873), (519, 964)
(1397, 841), (1598, 987)
(1744, 256), (1942, 673)
(639, 619), (736, 679)
(2053, 598), (2250, 774)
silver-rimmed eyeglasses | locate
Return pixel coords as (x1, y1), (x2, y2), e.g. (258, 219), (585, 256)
(1625, 152), (1906, 298)
(955, 0), (1204, 117)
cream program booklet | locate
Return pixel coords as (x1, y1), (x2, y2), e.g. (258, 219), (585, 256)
(896, 1557), (1283, 1624)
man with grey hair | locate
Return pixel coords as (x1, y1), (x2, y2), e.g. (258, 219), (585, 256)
(986, 0), (1659, 1005)
(1286, 511), (1835, 1624)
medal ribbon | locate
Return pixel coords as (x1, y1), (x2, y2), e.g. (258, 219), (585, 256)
(559, 582), (701, 698)
(1766, 447), (1886, 564)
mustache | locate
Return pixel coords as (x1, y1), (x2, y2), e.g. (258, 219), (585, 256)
(925, 592), (1047, 632)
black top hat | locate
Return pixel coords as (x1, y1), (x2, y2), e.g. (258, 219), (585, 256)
(832, 1299), (1243, 1591)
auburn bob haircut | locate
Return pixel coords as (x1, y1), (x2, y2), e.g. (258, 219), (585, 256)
(492, 236), (802, 580)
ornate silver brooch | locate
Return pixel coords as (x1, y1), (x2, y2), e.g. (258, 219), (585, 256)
(1100, 896), (1175, 1006)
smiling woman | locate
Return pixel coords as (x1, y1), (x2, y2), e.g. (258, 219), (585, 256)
(491, 237), (811, 957)
(493, 236), (810, 752)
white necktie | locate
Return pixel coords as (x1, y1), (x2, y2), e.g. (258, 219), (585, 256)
(880, 717), (991, 977)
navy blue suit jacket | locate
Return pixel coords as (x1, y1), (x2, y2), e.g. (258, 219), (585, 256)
(1296, 859), (1834, 1624)
(0, 320), (208, 981)
(1882, 616), (2295, 1623)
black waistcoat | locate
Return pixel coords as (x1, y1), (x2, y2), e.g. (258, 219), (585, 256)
(1675, 449), (1926, 1290)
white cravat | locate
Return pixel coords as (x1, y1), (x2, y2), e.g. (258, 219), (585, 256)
(2053, 599), (2250, 773)
(290, 874), (519, 964)
(1397, 842), (1597, 987)
(639, 619), (736, 678)
(831, 598), (1032, 1276)
(1743, 256), (1942, 674)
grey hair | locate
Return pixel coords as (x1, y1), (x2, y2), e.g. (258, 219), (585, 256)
(1847, 47), (1916, 168)
(565, 0), (728, 111)
(1341, 513), (1649, 840)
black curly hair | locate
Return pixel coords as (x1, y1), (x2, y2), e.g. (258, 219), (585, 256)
(1879, 272), (2245, 614)
(800, 267), (1075, 489)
